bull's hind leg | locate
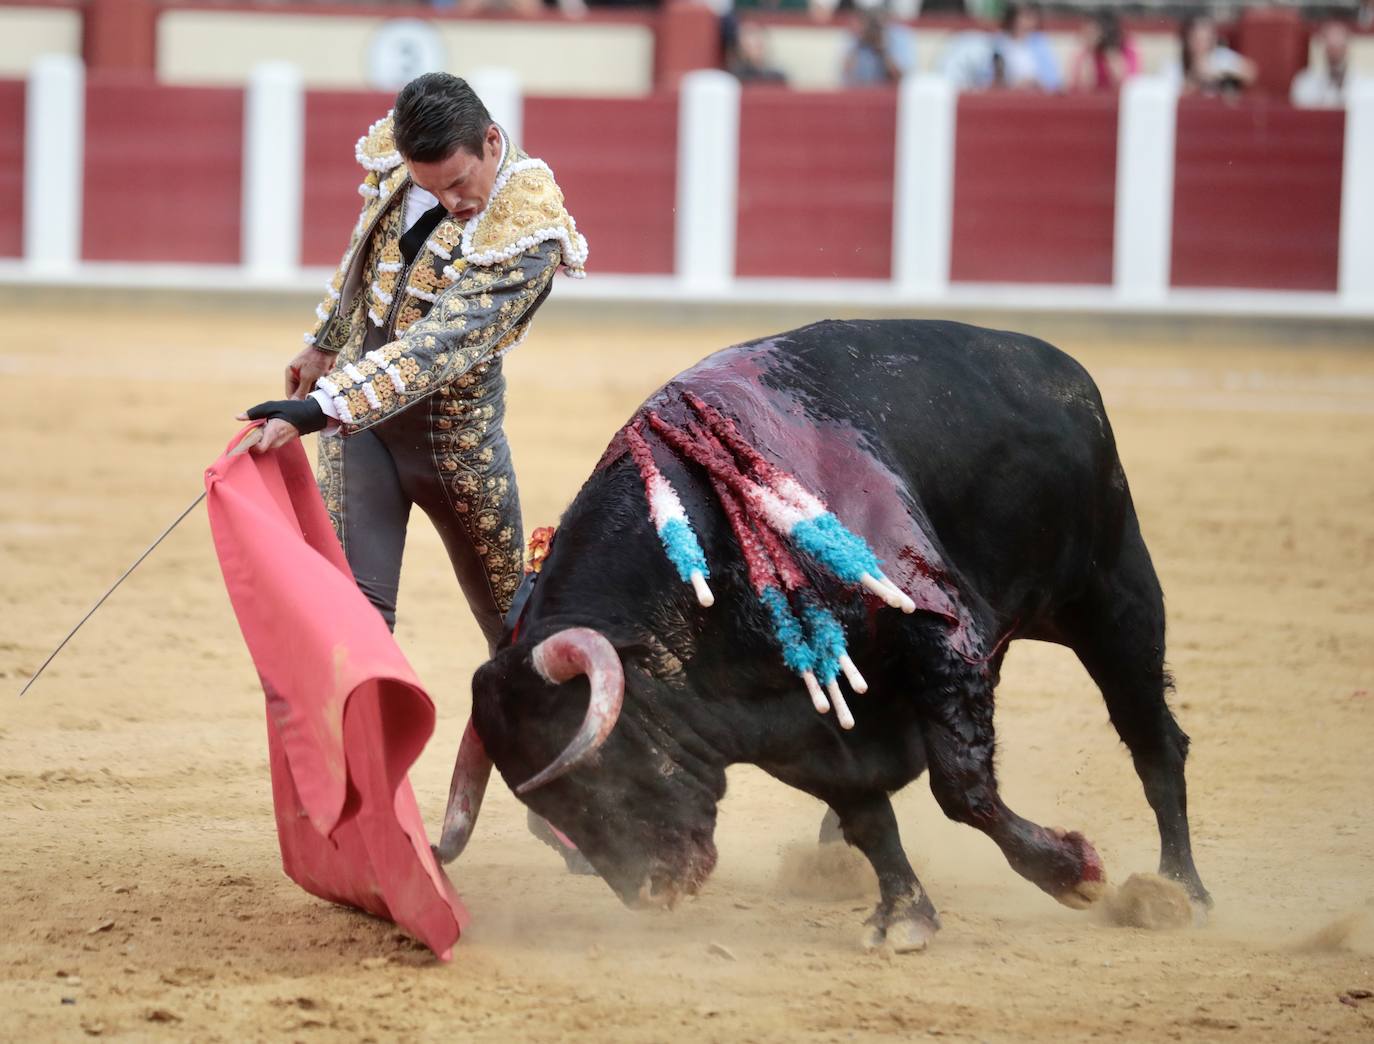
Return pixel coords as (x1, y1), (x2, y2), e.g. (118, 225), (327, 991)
(828, 794), (941, 952)
(1060, 524), (1211, 906)
(917, 653), (1107, 907)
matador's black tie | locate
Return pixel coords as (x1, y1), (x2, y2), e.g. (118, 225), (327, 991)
(400, 202), (449, 266)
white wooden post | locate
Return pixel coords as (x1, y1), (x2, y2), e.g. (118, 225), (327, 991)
(675, 70), (740, 294)
(467, 67), (523, 151)
(892, 73), (955, 298)
(1114, 76), (1179, 302)
(241, 61), (304, 281)
(1339, 77), (1374, 309)
(24, 53), (84, 273)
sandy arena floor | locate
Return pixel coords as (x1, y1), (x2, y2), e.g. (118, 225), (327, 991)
(1, 298), (1371, 1042)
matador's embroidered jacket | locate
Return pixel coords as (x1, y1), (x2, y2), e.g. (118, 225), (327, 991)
(304, 114), (588, 433)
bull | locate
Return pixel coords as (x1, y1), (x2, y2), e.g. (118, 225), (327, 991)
(436, 319), (1210, 951)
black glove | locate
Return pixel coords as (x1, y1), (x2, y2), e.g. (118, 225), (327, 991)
(244, 397), (328, 435)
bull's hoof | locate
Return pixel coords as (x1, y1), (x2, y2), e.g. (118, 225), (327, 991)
(861, 922), (886, 951)
(1056, 878), (1109, 910)
(887, 915), (939, 953)
(861, 913), (939, 953)
(1160, 863), (1213, 911)
(862, 895), (940, 954)
(1045, 827), (1107, 909)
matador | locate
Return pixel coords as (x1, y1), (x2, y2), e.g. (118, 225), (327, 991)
(242, 73), (587, 650)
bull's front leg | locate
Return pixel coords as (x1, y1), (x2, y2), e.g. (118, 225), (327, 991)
(829, 794), (941, 952)
(921, 678), (1108, 909)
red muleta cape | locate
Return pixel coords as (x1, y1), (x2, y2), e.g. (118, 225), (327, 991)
(204, 426), (467, 960)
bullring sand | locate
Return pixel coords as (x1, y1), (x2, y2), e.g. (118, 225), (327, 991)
(1, 300), (1371, 1041)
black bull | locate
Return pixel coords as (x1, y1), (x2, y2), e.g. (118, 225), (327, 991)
(437, 319), (1210, 950)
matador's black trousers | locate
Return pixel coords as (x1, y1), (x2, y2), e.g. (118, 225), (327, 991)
(316, 357), (523, 651)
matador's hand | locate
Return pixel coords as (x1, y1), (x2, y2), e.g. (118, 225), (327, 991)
(236, 399), (328, 454)
(285, 346), (337, 399)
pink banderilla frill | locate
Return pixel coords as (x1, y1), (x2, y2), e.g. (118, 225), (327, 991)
(630, 400), (910, 728)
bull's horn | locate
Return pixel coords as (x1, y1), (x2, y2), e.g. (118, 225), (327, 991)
(433, 719), (493, 864)
(515, 627), (625, 795)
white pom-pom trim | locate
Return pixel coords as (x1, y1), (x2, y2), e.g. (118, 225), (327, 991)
(355, 111), (402, 172)
(405, 287), (439, 303)
(361, 381), (381, 411)
(358, 182), (379, 199)
(332, 396), (355, 425)
(425, 240), (452, 260)
(318, 375), (339, 397)
(376, 261), (403, 274)
(457, 158), (590, 272)
(368, 307), (385, 327)
(343, 363), (366, 383)
(370, 281), (393, 306)
(303, 332), (317, 346)
(385, 365), (407, 393)
(315, 302), (330, 322)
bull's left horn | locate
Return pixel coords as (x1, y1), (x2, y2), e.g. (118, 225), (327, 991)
(515, 628), (625, 795)
(434, 719), (493, 864)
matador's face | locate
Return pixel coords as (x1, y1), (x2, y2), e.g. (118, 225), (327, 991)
(406, 123), (503, 224)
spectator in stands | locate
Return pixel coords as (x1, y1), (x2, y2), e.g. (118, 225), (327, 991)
(1069, 10), (1138, 91)
(842, 6), (916, 87)
(1173, 14), (1256, 96)
(448, 0), (589, 16)
(1291, 21), (1350, 109)
(991, 3), (1062, 91)
(724, 16), (789, 84)
(941, 30), (997, 90)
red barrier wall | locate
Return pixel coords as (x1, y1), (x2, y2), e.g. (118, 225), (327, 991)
(736, 88), (895, 280)
(950, 92), (1118, 285)
(525, 95), (677, 275)
(82, 78), (243, 263)
(1171, 100), (1343, 292)
(301, 89), (391, 268)
(0, 80), (24, 258)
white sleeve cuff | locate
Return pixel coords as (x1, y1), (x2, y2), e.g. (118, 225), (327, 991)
(309, 389), (342, 436)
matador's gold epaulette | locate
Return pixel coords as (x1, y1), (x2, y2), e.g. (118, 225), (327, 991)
(356, 112), (403, 173)
(461, 160), (589, 278)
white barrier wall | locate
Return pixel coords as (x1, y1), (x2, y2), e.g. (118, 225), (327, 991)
(676, 71), (741, 294)
(242, 63), (305, 282)
(22, 54), (83, 273)
(157, 10), (654, 96)
(1114, 77), (1179, 303)
(1340, 78), (1374, 309)
(0, 6), (79, 77)
(892, 74), (956, 297)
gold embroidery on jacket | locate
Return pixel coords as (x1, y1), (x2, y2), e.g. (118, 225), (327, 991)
(430, 369), (523, 613)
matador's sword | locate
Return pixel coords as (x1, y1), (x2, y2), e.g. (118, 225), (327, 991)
(17, 427), (263, 697)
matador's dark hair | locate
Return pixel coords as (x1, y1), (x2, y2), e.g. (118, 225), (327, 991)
(393, 73), (493, 162)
